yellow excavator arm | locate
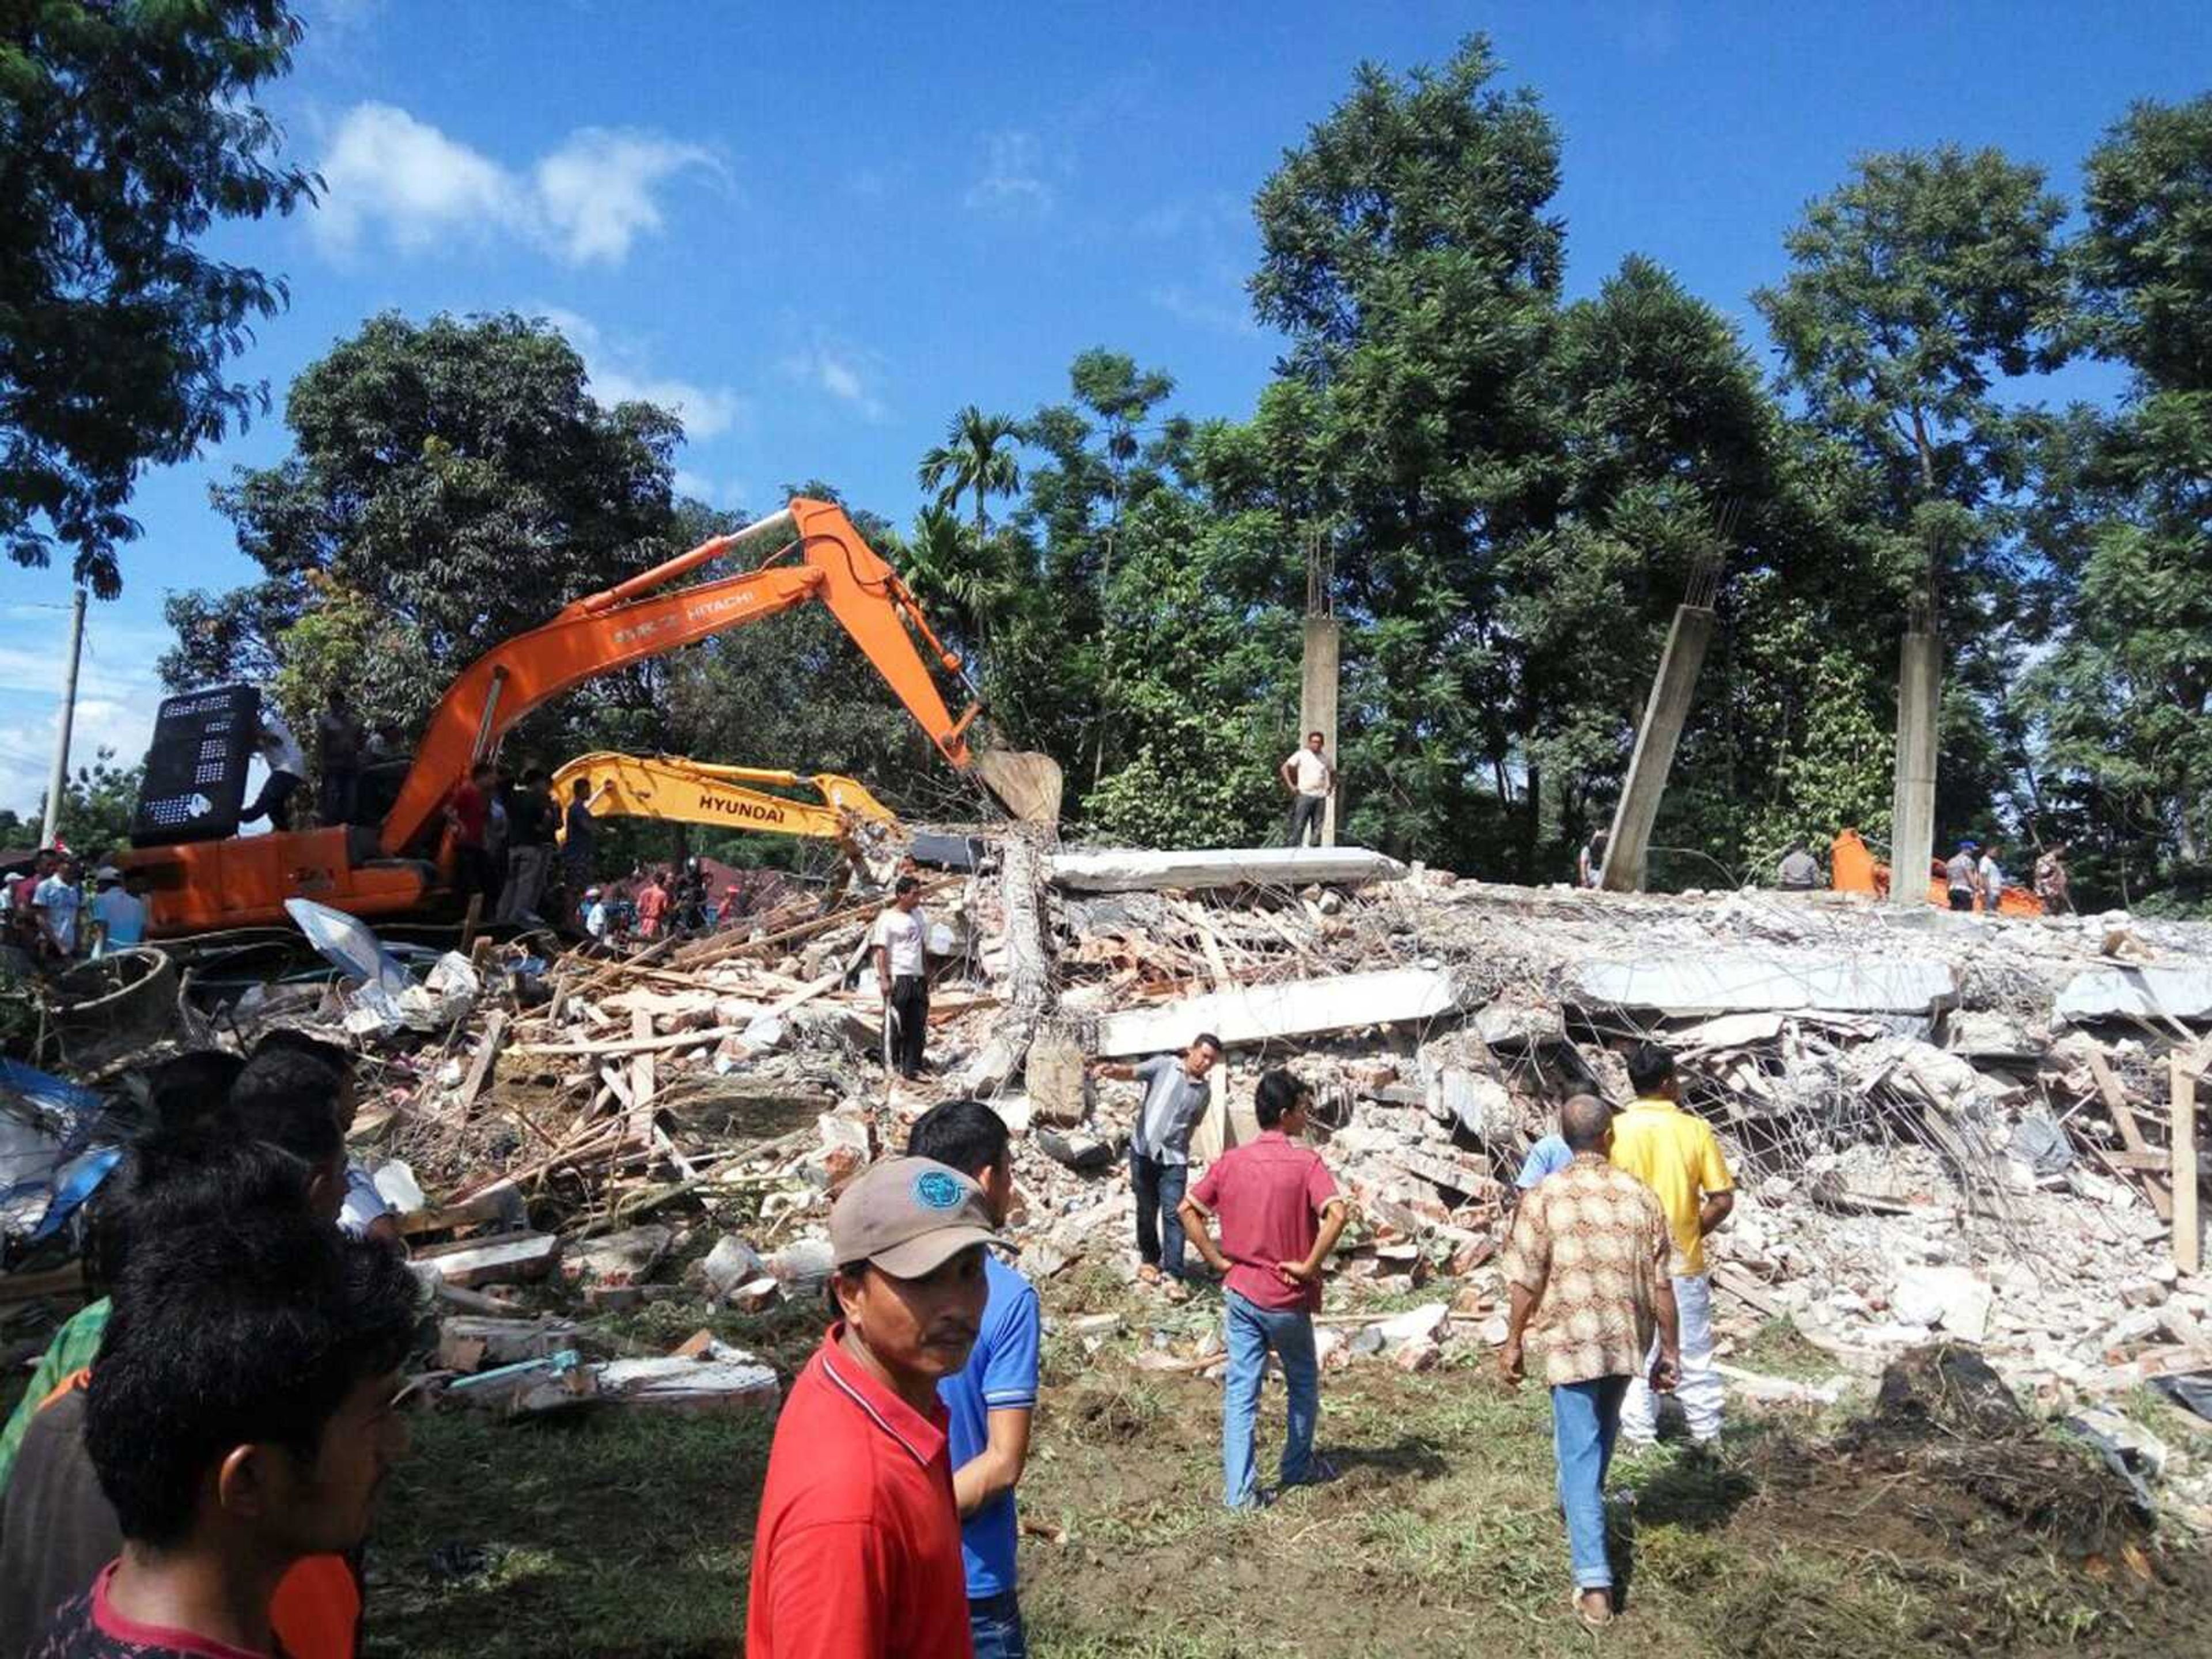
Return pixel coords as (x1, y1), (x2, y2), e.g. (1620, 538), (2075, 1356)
(548, 752), (901, 861)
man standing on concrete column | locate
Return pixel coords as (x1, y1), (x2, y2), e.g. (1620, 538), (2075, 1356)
(1279, 731), (1335, 847)
(1608, 1041), (1733, 1447)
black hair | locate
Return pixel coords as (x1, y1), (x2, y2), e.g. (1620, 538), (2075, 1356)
(571, 777), (591, 796)
(1306, 729), (1324, 741)
(1253, 1069), (1309, 1130)
(906, 1098), (1010, 1181)
(894, 874), (921, 896)
(86, 1206), (420, 1547)
(1560, 1094), (1613, 1153)
(139, 1050), (249, 1129)
(87, 1126), (321, 1291)
(1590, 831), (1609, 854)
(228, 1048), (346, 1169)
(1191, 1032), (1223, 1055)
(469, 761), (495, 779)
(1626, 1041), (1676, 1096)
(251, 1029), (352, 1074)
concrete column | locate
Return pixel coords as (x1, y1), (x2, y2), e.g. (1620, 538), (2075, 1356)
(1299, 616), (1342, 846)
(1601, 605), (1715, 892)
(1887, 629), (1940, 908)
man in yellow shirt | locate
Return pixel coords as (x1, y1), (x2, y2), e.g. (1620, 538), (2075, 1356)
(1609, 1041), (1734, 1445)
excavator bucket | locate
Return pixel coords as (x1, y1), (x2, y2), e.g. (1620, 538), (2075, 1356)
(975, 748), (1063, 826)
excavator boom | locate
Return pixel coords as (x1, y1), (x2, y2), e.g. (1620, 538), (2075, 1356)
(548, 752), (899, 843)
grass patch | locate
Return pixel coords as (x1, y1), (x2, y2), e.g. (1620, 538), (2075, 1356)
(1732, 1315), (1837, 1382)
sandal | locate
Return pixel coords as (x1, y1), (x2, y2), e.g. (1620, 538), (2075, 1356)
(1571, 1589), (1613, 1631)
(1137, 1263), (1162, 1286)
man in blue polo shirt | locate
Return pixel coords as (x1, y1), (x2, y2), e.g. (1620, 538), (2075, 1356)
(908, 1098), (1041, 1659)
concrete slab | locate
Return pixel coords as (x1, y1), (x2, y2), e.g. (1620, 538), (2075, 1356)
(1096, 966), (1460, 1057)
(2056, 965), (2212, 1025)
(1571, 953), (1956, 1016)
(1050, 846), (1405, 893)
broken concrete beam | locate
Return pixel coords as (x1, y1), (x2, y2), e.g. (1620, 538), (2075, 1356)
(411, 1231), (560, 1289)
(1571, 952), (1956, 1017)
(1096, 967), (1461, 1058)
(961, 831), (1052, 1094)
(559, 1224), (672, 1287)
(437, 1315), (581, 1373)
(2057, 965), (2212, 1025)
(1049, 845), (1405, 893)
(1025, 1028), (1092, 1128)
(595, 1347), (781, 1414)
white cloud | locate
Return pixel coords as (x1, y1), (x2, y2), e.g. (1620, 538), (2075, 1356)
(1149, 281), (1259, 339)
(535, 130), (716, 265)
(672, 471), (751, 511)
(312, 104), (718, 267)
(779, 336), (888, 422)
(537, 306), (747, 438)
(963, 130), (1055, 216)
(0, 608), (171, 822)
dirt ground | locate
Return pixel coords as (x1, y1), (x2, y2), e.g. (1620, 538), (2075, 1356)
(354, 1287), (2212, 1659)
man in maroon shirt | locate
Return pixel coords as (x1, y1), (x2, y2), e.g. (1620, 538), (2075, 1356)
(1179, 1070), (1350, 1510)
(747, 1157), (1005, 1659)
(444, 762), (498, 918)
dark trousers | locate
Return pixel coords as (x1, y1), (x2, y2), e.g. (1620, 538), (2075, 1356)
(889, 973), (929, 1075)
(968, 1592), (1028, 1659)
(1130, 1148), (1189, 1279)
(1948, 888), (1975, 912)
(319, 765), (359, 826)
(242, 771), (301, 831)
(1287, 793), (1327, 846)
(455, 846), (500, 914)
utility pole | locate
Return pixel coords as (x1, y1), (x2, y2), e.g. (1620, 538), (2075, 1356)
(39, 588), (86, 849)
(1887, 590), (1940, 910)
(1299, 522), (1340, 847)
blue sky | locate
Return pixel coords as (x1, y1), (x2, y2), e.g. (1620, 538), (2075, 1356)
(2, 1), (2206, 815)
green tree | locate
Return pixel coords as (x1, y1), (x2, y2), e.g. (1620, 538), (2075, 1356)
(45, 748), (142, 863)
(162, 311), (687, 748)
(2, 1), (316, 597)
(917, 407), (1022, 541)
(2020, 97), (2212, 896)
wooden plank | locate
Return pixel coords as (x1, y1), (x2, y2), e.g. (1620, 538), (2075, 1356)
(628, 1009), (658, 1146)
(513, 1026), (744, 1058)
(2176, 1055), (2200, 1277)
(1710, 1261), (1785, 1319)
(411, 1231), (560, 1287)
(2092, 1142), (2172, 1221)
(2088, 1051), (2149, 1152)
(456, 1010), (510, 1115)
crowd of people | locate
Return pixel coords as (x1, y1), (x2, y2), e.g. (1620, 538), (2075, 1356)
(1, 854), (147, 969)
(0, 1003), (1735, 1653)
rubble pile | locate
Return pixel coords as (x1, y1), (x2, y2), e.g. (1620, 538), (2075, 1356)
(11, 838), (2212, 1508)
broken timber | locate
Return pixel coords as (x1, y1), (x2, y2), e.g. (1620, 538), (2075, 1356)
(1096, 966), (1460, 1058)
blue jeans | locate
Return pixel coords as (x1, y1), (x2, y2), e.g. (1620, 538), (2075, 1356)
(1129, 1149), (1188, 1278)
(1551, 1376), (1630, 1590)
(968, 1590), (1027, 1659)
(1222, 1290), (1320, 1508)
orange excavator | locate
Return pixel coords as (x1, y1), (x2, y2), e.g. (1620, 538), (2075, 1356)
(120, 497), (1059, 936)
(1828, 828), (2043, 915)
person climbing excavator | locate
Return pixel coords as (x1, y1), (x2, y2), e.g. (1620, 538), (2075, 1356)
(119, 497), (1062, 935)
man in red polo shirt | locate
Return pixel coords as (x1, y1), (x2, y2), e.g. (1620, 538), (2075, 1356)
(747, 1156), (1005, 1658)
(1179, 1069), (1350, 1510)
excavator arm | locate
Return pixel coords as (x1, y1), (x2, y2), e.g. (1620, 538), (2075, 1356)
(548, 752), (900, 843)
(380, 498), (982, 856)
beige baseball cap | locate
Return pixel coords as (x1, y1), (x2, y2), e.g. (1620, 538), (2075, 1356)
(830, 1156), (1008, 1279)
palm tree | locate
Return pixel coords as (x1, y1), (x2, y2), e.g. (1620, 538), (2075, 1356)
(902, 502), (1007, 652)
(917, 406), (1022, 541)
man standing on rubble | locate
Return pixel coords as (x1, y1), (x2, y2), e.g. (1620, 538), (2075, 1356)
(874, 876), (932, 1080)
(1945, 839), (1980, 912)
(2036, 843), (2072, 914)
(1776, 842), (1821, 891)
(1279, 730), (1336, 847)
(908, 1101), (1041, 1659)
(1094, 1034), (1223, 1300)
(1978, 839), (2008, 917)
(1608, 1041), (1732, 1446)
(746, 1156), (1001, 1659)
(1501, 1094), (1680, 1631)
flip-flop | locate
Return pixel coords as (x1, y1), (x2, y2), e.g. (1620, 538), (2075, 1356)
(1572, 1589), (1613, 1630)
(1137, 1264), (1162, 1286)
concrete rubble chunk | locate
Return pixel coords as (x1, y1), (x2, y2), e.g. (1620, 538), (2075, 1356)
(700, 1236), (766, 1298)
(1036, 1126), (1116, 1173)
(2056, 964), (2212, 1024)
(561, 1224), (673, 1287)
(1374, 1302), (1449, 1350)
(1025, 1029), (1092, 1128)
(1572, 952), (1956, 1016)
(1096, 967), (1461, 1057)
(593, 1342), (782, 1414)
(1890, 1266), (1994, 1343)
(1049, 845), (1406, 893)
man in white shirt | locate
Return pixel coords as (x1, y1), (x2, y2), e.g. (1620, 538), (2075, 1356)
(872, 875), (930, 1079)
(88, 868), (147, 956)
(1279, 730), (1336, 847)
(241, 705), (308, 831)
(32, 857), (82, 959)
(1978, 842), (2007, 916)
